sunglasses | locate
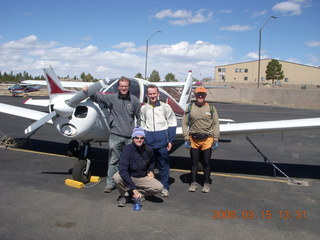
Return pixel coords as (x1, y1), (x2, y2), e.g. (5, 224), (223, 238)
(133, 137), (145, 140)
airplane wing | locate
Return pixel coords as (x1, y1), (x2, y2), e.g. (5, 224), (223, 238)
(22, 80), (95, 89)
(176, 118), (320, 137)
(220, 118), (320, 135)
(154, 82), (186, 87)
(0, 103), (53, 123)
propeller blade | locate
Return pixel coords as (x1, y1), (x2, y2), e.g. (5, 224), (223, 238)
(66, 78), (109, 108)
(25, 111), (57, 134)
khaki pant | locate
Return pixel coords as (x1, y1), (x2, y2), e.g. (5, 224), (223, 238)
(113, 172), (163, 197)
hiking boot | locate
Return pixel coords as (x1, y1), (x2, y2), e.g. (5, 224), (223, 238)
(188, 182), (198, 192)
(104, 185), (115, 193)
(161, 189), (169, 197)
(202, 183), (210, 193)
(117, 196), (127, 207)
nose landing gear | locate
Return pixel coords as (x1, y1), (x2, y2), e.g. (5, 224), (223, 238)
(67, 140), (92, 183)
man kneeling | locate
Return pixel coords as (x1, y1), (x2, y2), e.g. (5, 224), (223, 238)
(113, 127), (163, 207)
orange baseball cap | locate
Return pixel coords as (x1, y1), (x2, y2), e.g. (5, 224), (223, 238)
(195, 87), (207, 94)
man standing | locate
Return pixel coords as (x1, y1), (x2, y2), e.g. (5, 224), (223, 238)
(83, 77), (141, 193)
(113, 127), (163, 207)
(182, 87), (220, 193)
(140, 84), (177, 197)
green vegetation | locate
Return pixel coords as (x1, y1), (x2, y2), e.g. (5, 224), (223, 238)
(1, 69), (213, 83)
(265, 59), (284, 86)
(134, 73), (144, 79)
(164, 73), (177, 82)
(0, 71), (45, 83)
(148, 70), (161, 82)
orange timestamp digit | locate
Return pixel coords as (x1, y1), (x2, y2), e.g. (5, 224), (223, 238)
(211, 210), (307, 220)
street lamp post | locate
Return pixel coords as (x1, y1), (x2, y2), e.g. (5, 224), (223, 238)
(145, 30), (161, 80)
(257, 16), (277, 88)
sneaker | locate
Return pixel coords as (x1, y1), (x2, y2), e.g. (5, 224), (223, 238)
(117, 196), (127, 207)
(161, 189), (169, 197)
(202, 183), (210, 193)
(104, 185), (115, 193)
(188, 182), (198, 192)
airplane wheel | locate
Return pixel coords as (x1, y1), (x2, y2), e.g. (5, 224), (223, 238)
(73, 160), (91, 183)
(67, 140), (79, 157)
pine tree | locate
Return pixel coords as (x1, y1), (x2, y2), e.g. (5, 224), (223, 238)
(265, 59), (284, 86)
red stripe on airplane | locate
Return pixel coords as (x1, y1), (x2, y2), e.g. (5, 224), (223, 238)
(46, 74), (72, 94)
(167, 97), (184, 116)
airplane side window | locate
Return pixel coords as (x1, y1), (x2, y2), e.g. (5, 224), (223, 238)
(159, 92), (168, 103)
(74, 106), (88, 118)
(143, 85), (148, 103)
(129, 80), (140, 99)
(102, 78), (118, 93)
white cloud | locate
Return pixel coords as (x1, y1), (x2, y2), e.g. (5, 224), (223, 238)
(306, 40), (320, 47)
(153, 9), (212, 26)
(272, 1), (302, 15)
(219, 9), (232, 14)
(112, 42), (136, 48)
(82, 36), (93, 41)
(154, 9), (192, 19)
(220, 25), (253, 31)
(252, 10), (267, 17)
(0, 35), (233, 80)
(246, 51), (269, 60)
(306, 54), (320, 66)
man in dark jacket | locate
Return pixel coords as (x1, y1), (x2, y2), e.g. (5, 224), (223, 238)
(113, 127), (163, 207)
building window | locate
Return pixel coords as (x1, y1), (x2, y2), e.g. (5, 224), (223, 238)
(244, 76), (248, 81)
(218, 68), (226, 72)
(239, 68), (243, 72)
(284, 78), (289, 82)
(235, 68), (239, 72)
(244, 69), (248, 73)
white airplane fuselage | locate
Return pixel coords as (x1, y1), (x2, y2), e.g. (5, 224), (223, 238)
(50, 94), (110, 142)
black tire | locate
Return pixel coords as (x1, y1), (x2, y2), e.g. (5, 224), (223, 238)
(67, 140), (79, 157)
(72, 159), (91, 183)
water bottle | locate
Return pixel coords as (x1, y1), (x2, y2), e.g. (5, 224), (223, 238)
(133, 198), (141, 211)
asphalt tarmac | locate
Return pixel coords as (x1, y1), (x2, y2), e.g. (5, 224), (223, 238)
(0, 95), (319, 240)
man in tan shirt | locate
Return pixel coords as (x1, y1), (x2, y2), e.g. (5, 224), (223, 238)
(182, 87), (220, 193)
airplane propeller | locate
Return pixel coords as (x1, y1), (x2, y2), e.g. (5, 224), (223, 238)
(24, 78), (109, 135)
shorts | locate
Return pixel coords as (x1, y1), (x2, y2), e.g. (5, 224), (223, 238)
(189, 136), (214, 151)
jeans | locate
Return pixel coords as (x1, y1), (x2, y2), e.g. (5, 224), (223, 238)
(106, 133), (132, 188)
(153, 146), (170, 190)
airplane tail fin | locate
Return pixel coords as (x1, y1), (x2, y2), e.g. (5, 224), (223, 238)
(179, 70), (193, 110)
(43, 67), (74, 98)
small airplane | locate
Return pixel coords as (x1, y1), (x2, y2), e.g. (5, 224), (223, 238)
(0, 67), (320, 183)
(7, 83), (41, 97)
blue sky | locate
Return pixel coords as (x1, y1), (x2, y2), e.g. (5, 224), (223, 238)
(0, 0), (319, 81)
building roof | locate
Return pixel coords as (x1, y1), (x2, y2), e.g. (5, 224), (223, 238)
(215, 59), (320, 69)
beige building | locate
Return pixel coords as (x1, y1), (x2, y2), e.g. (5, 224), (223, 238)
(214, 59), (320, 86)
